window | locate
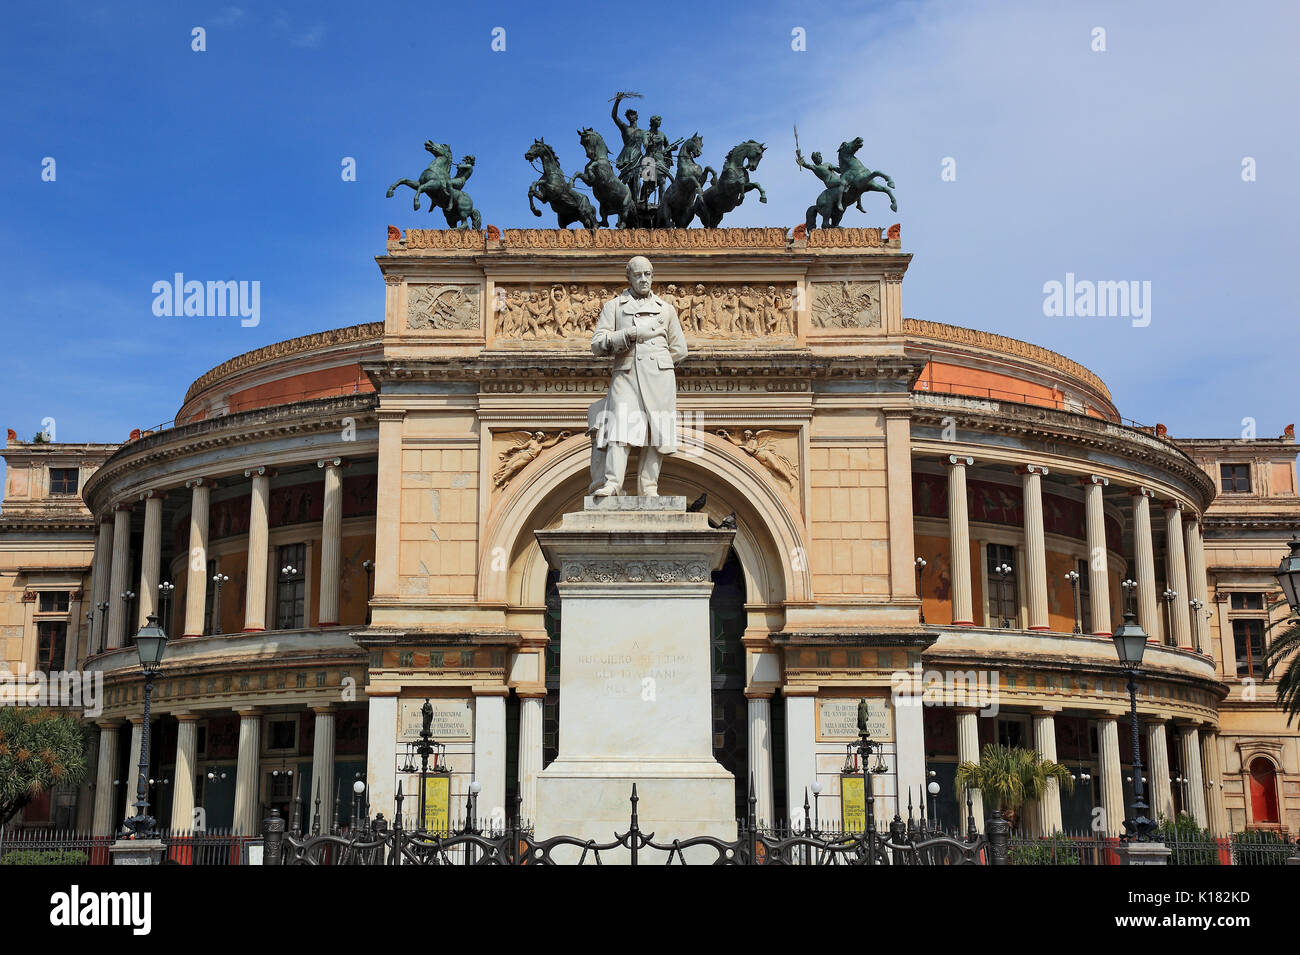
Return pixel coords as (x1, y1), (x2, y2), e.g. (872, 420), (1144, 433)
(49, 468), (79, 495)
(36, 622), (67, 673)
(1230, 593), (1264, 611)
(276, 544), (306, 630)
(997, 716), (1028, 749)
(265, 717), (298, 753)
(1249, 758), (1280, 824)
(985, 544), (1016, 627)
(1076, 558), (1092, 633)
(1220, 463), (1251, 493)
(38, 592), (69, 613)
(1233, 619), (1265, 678)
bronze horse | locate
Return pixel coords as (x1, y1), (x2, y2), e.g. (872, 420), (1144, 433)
(525, 139), (598, 230)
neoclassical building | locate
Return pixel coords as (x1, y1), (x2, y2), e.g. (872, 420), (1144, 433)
(1, 225), (1295, 838)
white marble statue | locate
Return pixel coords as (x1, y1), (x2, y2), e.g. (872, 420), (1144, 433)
(589, 256), (688, 497)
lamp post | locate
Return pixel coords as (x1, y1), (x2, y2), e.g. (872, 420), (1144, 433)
(1112, 581), (1154, 842)
(362, 559), (375, 625)
(926, 771), (940, 830)
(915, 557), (927, 623)
(1065, 570), (1082, 634)
(84, 610), (95, 657)
(810, 780), (822, 833)
(121, 614), (169, 839)
(1188, 597), (1204, 653)
(96, 601), (110, 653)
(157, 581), (175, 635)
(120, 590), (136, 643)
(1162, 588), (1177, 646)
(995, 562), (1013, 628)
(280, 565), (298, 630)
(210, 573), (230, 635)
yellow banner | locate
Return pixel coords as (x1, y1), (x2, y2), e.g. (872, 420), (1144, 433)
(422, 774), (451, 833)
(840, 775), (866, 833)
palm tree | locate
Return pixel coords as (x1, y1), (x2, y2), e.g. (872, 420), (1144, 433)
(1263, 609), (1300, 725)
(954, 743), (1074, 831)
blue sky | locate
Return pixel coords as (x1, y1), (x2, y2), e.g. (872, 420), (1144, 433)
(1, 0), (1297, 475)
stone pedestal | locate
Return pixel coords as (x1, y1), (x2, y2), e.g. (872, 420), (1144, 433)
(109, 838), (166, 865)
(534, 496), (736, 855)
(1116, 841), (1172, 865)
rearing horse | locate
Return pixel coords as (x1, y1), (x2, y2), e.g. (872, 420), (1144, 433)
(698, 140), (767, 228)
(525, 139), (598, 230)
(836, 136), (897, 216)
(572, 128), (634, 228)
(658, 133), (714, 229)
(386, 140), (456, 212)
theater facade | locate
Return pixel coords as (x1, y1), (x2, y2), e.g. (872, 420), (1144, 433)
(2, 225), (1296, 839)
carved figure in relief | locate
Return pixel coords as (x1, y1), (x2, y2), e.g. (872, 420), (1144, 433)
(493, 431), (572, 488)
(717, 429), (798, 488)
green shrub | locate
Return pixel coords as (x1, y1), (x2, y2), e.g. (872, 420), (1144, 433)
(1010, 835), (1081, 865)
(0, 848), (88, 865)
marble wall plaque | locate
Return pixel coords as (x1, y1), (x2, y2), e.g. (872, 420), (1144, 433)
(817, 697), (893, 741)
(398, 699), (474, 742)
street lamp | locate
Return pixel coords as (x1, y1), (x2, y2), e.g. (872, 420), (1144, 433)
(121, 614), (168, 840)
(1188, 597), (1204, 653)
(1274, 539), (1300, 613)
(210, 573), (230, 635)
(1162, 588), (1177, 646)
(995, 562), (1013, 628)
(915, 557), (927, 623)
(157, 581), (175, 634)
(1065, 570), (1082, 633)
(96, 601), (110, 653)
(1111, 595), (1155, 842)
(810, 780), (822, 833)
(926, 771), (941, 829)
(120, 590), (136, 643)
(362, 559), (375, 625)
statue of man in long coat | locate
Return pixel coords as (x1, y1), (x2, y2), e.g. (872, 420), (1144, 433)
(590, 256), (688, 497)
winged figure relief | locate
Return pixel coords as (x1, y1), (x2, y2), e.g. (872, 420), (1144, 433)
(717, 429), (798, 488)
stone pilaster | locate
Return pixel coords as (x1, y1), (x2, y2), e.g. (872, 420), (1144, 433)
(1177, 723), (1207, 827)
(884, 409), (917, 602)
(1081, 476), (1111, 636)
(473, 690), (508, 827)
(137, 492), (164, 628)
(1200, 729), (1228, 835)
(1185, 517), (1209, 651)
(171, 714), (199, 832)
(183, 479), (211, 637)
(1019, 466), (1049, 630)
(244, 468), (271, 631)
(1163, 502), (1193, 649)
(1130, 488), (1160, 641)
(946, 456), (975, 626)
(746, 694), (775, 825)
(785, 693), (817, 827)
(1144, 720), (1174, 823)
(232, 710), (262, 835)
(92, 721), (121, 837)
(1097, 716), (1125, 836)
(517, 694), (545, 825)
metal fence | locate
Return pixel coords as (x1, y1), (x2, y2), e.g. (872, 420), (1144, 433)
(0, 825), (256, 865)
(1007, 829), (1298, 866)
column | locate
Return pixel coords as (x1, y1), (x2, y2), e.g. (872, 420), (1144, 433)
(784, 693), (817, 826)
(310, 706), (337, 830)
(1130, 488), (1160, 640)
(946, 456), (975, 626)
(171, 714), (199, 832)
(317, 458), (343, 626)
(1144, 720), (1174, 823)
(1096, 716), (1125, 836)
(1082, 475), (1111, 636)
(91, 722), (120, 836)
(106, 504), (132, 649)
(1032, 710), (1063, 834)
(137, 492), (164, 627)
(88, 519), (112, 654)
(1185, 517), (1209, 651)
(473, 691), (507, 826)
(183, 479), (211, 637)
(1200, 729), (1228, 835)
(1177, 723), (1207, 827)
(1019, 466), (1049, 631)
(1163, 502), (1193, 649)
(365, 695), (397, 828)
(125, 717), (145, 829)
(955, 708), (984, 832)
(894, 693), (926, 822)
(884, 409), (917, 601)
(232, 710), (262, 835)
(65, 590), (83, 670)
(244, 468), (270, 632)
(746, 694), (775, 824)
(518, 694), (545, 825)
(76, 729), (100, 831)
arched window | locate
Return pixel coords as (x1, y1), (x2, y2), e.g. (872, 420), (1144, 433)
(1248, 757), (1279, 825)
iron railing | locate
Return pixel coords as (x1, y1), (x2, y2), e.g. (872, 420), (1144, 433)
(1007, 829), (1298, 866)
(0, 825), (256, 866)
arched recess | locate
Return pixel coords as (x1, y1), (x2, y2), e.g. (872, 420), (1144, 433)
(478, 430), (812, 616)
(1247, 754), (1281, 825)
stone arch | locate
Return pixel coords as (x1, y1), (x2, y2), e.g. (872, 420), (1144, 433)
(478, 431), (810, 613)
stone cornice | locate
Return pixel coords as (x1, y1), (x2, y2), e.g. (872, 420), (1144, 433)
(182, 323), (384, 407)
(386, 225), (904, 255)
(903, 318), (1112, 404)
(351, 628), (522, 648)
(81, 394), (379, 511)
(910, 393), (1215, 505)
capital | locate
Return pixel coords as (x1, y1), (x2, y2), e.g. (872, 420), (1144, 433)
(946, 454), (974, 467)
(317, 457), (343, 469)
(1016, 464), (1049, 476)
(1080, 474), (1108, 487)
(1129, 486), (1156, 499)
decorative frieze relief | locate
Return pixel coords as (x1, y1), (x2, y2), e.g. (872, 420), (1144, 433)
(407, 284), (481, 330)
(810, 281), (881, 329)
(492, 430), (573, 489)
(493, 281), (798, 342)
(715, 428), (799, 488)
(560, 559), (712, 584)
